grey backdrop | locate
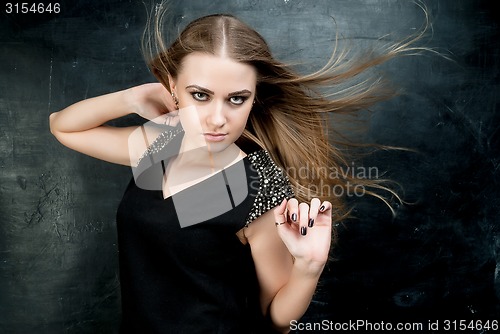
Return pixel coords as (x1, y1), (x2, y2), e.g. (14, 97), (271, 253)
(1, 0), (499, 333)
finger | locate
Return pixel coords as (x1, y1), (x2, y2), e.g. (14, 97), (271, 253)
(273, 198), (288, 226)
(318, 200), (332, 214)
(298, 202), (309, 236)
(286, 198), (299, 224)
(308, 198), (321, 228)
(169, 117), (180, 127)
(168, 109), (179, 116)
(317, 201), (333, 226)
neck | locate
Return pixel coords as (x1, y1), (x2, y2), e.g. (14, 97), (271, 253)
(176, 138), (244, 172)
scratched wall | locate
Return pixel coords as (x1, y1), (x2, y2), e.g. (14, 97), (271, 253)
(0, 0), (498, 333)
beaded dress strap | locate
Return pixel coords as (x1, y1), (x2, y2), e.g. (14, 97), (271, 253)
(244, 150), (294, 226)
(135, 127), (184, 167)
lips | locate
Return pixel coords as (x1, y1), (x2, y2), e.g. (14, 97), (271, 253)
(203, 132), (227, 142)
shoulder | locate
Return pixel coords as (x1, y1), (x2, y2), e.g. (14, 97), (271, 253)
(132, 126), (184, 190)
(135, 126), (184, 167)
(245, 150), (294, 226)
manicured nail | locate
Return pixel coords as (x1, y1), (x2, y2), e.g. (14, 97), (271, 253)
(291, 213), (297, 222)
(319, 205), (325, 212)
(300, 226), (307, 236)
(308, 218), (314, 227)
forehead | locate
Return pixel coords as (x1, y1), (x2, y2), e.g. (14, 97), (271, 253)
(177, 52), (257, 89)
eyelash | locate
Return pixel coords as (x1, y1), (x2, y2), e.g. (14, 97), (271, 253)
(190, 92), (248, 106)
(192, 92), (209, 101)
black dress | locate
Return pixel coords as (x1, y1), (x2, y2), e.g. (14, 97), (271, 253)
(116, 128), (294, 333)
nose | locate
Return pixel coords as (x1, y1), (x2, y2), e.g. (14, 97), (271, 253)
(207, 100), (226, 128)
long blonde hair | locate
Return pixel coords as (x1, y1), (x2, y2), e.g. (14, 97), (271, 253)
(143, 2), (433, 223)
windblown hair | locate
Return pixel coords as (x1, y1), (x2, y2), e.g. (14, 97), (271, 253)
(142, 2), (432, 223)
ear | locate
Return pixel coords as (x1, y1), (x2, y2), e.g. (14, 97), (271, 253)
(167, 74), (177, 94)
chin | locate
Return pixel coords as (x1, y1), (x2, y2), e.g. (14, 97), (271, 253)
(204, 142), (231, 154)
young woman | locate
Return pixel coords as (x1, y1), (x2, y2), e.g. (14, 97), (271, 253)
(49, 7), (424, 334)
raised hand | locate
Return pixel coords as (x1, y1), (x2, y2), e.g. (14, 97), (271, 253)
(273, 198), (332, 275)
(127, 83), (179, 126)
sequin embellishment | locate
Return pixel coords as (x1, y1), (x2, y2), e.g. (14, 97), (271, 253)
(244, 150), (294, 226)
(135, 127), (184, 167)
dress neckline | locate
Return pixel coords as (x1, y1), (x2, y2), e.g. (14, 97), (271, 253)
(160, 154), (251, 201)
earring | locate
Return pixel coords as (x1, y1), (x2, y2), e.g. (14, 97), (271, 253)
(171, 92), (179, 109)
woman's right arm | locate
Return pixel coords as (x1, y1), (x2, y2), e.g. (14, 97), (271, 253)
(49, 83), (175, 166)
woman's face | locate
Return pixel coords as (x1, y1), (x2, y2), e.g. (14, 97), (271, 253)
(170, 52), (257, 154)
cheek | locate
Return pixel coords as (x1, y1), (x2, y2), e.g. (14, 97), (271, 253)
(179, 106), (203, 132)
(232, 108), (251, 124)
(240, 104), (253, 120)
(230, 108), (252, 135)
(176, 92), (191, 109)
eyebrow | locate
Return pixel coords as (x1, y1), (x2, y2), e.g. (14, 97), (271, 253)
(186, 85), (252, 97)
(228, 90), (252, 97)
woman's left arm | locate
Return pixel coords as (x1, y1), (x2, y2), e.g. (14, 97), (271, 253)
(245, 198), (332, 333)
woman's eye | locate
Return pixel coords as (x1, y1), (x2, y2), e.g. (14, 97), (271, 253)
(229, 96), (246, 105)
(191, 92), (209, 101)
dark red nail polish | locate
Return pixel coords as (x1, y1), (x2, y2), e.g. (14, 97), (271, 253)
(308, 218), (314, 227)
(300, 226), (307, 236)
(291, 213), (297, 222)
(319, 205), (325, 212)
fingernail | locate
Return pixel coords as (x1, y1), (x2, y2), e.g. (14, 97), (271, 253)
(319, 205), (325, 212)
(300, 226), (307, 236)
(291, 213), (297, 222)
(308, 218), (314, 227)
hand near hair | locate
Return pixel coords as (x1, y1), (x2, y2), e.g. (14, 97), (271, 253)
(273, 198), (332, 275)
(127, 83), (179, 126)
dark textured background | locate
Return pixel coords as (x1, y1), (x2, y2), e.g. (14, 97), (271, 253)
(1, 0), (498, 333)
